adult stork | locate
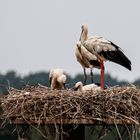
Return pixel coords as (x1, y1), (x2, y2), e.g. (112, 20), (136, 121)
(80, 24), (132, 89)
(75, 41), (100, 85)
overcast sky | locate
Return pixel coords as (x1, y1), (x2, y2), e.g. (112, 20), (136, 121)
(0, 0), (140, 82)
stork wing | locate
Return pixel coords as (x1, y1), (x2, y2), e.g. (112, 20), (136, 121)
(80, 45), (98, 61)
(84, 36), (117, 53)
(83, 36), (131, 70)
(80, 45), (100, 68)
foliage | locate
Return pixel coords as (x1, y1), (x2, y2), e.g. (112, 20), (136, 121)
(0, 70), (139, 95)
(133, 78), (140, 87)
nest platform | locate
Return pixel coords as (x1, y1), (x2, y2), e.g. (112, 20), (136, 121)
(1, 85), (140, 125)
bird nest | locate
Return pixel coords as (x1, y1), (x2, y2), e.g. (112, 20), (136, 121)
(1, 85), (140, 125)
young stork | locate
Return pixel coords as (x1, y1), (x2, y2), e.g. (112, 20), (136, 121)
(75, 41), (100, 85)
(49, 68), (67, 90)
(74, 81), (101, 91)
(80, 24), (132, 89)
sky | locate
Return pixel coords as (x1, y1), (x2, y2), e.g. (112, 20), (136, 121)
(0, 0), (140, 82)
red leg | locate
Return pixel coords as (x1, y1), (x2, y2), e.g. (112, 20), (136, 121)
(100, 61), (104, 89)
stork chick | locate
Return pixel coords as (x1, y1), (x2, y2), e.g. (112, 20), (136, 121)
(74, 81), (101, 91)
(49, 68), (67, 90)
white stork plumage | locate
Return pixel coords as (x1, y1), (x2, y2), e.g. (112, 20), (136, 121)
(74, 81), (101, 91)
(75, 41), (100, 85)
(80, 24), (132, 89)
(49, 68), (67, 90)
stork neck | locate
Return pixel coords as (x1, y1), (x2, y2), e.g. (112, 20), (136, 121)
(78, 47), (81, 53)
(79, 85), (83, 91)
(80, 28), (88, 43)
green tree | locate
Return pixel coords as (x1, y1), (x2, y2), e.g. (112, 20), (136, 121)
(23, 72), (50, 86)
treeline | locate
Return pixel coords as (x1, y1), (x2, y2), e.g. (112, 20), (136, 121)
(0, 71), (140, 94)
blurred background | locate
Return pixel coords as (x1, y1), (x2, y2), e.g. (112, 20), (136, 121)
(0, 0), (140, 139)
(0, 0), (140, 82)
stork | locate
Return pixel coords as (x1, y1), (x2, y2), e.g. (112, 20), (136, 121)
(75, 41), (100, 85)
(80, 24), (131, 89)
(73, 81), (101, 91)
(49, 68), (67, 90)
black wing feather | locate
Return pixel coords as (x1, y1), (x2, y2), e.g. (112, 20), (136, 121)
(89, 60), (100, 68)
(99, 42), (131, 71)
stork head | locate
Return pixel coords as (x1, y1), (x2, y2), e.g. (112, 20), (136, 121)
(80, 24), (88, 42)
(81, 24), (88, 30)
(74, 81), (83, 91)
(76, 41), (81, 48)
